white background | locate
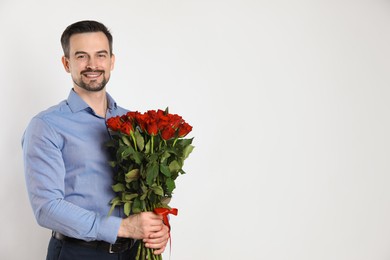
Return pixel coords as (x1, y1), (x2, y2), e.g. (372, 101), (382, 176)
(1, 0), (390, 259)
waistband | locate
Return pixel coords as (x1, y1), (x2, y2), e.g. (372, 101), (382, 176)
(52, 231), (136, 254)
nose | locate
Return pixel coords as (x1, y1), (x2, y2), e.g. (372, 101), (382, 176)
(86, 57), (98, 70)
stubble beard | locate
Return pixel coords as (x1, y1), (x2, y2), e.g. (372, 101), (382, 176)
(73, 70), (109, 92)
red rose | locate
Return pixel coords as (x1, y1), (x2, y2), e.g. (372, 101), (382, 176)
(120, 121), (134, 135)
(168, 114), (183, 129)
(126, 111), (139, 119)
(178, 122), (192, 137)
(137, 110), (158, 135)
(146, 121), (158, 135)
(157, 109), (167, 119)
(161, 126), (176, 140)
(135, 113), (148, 132)
(146, 110), (158, 119)
(157, 109), (170, 130)
(106, 116), (122, 131)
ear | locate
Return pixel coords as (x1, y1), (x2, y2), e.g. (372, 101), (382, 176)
(61, 56), (70, 73)
(110, 53), (115, 71)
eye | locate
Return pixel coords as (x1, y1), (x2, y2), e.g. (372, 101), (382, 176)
(98, 53), (107, 58)
(76, 55), (86, 60)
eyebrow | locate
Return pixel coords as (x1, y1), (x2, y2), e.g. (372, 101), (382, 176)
(97, 50), (109, 55)
(74, 50), (109, 56)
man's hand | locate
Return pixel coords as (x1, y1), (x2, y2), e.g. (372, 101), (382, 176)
(118, 212), (163, 239)
(117, 212), (170, 254)
(143, 223), (170, 255)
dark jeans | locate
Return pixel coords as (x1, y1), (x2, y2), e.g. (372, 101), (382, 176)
(46, 237), (139, 260)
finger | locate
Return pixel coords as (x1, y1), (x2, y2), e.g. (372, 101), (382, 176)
(153, 245), (167, 255)
(142, 212), (163, 220)
(144, 232), (169, 247)
(144, 241), (164, 249)
(144, 239), (167, 250)
(151, 223), (168, 235)
(148, 230), (168, 241)
(144, 232), (168, 243)
(144, 237), (167, 251)
(148, 223), (164, 233)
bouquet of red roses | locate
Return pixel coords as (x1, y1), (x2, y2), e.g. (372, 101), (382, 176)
(106, 108), (194, 260)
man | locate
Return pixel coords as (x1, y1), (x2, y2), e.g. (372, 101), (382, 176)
(22, 20), (169, 260)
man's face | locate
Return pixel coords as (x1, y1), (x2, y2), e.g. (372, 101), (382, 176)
(62, 32), (115, 92)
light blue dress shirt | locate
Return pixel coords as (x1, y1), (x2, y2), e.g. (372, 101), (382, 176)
(22, 89), (128, 244)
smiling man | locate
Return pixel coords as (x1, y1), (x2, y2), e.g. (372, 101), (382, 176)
(22, 20), (169, 260)
(63, 31), (112, 91)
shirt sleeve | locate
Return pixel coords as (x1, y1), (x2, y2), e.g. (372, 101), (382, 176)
(22, 117), (122, 244)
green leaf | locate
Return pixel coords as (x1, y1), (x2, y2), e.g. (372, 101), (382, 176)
(183, 144), (195, 160)
(124, 202), (131, 216)
(110, 196), (122, 205)
(160, 164), (171, 177)
(152, 185), (164, 196)
(148, 153), (159, 163)
(140, 181), (148, 193)
(177, 138), (193, 148)
(147, 189), (159, 204)
(125, 169), (140, 183)
(166, 178), (176, 194)
(119, 145), (142, 164)
(145, 140), (151, 154)
(112, 183), (125, 192)
(169, 160), (181, 173)
(122, 193), (138, 202)
(121, 135), (131, 146)
(134, 130), (145, 151)
(115, 146), (127, 161)
(119, 146), (132, 160)
(140, 192), (147, 200)
(160, 151), (171, 163)
(140, 199), (146, 211)
(132, 151), (143, 165)
(132, 198), (142, 214)
(146, 162), (159, 186)
(108, 197), (121, 216)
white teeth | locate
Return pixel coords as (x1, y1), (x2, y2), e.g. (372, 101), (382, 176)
(84, 73), (102, 78)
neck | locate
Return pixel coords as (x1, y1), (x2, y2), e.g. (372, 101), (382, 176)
(73, 87), (108, 117)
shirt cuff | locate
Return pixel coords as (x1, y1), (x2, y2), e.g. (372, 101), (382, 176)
(97, 215), (122, 244)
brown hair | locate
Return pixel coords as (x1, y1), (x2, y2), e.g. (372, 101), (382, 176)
(60, 20), (113, 57)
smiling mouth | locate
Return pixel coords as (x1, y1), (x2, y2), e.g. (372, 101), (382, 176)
(82, 70), (104, 79)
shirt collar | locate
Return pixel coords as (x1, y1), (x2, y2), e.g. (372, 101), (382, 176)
(67, 89), (118, 113)
(106, 92), (118, 111)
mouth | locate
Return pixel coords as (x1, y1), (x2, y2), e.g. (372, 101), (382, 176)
(81, 70), (104, 79)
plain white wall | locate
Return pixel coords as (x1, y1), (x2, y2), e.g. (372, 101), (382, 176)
(1, 0), (390, 259)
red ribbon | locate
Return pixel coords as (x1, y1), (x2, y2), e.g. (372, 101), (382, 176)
(154, 207), (178, 259)
(154, 207), (178, 230)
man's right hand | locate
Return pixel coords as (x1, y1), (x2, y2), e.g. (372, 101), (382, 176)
(117, 212), (164, 240)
